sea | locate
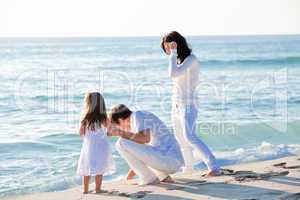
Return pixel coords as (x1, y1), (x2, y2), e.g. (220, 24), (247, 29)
(0, 35), (300, 197)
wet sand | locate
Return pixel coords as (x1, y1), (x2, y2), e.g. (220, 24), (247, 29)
(3, 155), (300, 200)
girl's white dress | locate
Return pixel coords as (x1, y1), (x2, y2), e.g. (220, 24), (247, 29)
(77, 126), (115, 176)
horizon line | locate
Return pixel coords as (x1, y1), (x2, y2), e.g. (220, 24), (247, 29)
(0, 33), (300, 39)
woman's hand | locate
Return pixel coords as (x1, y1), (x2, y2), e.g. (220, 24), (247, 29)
(164, 41), (177, 55)
(168, 42), (177, 50)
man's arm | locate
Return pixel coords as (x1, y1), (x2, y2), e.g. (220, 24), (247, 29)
(108, 125), (151, 144)
(119, 128), (150, 144)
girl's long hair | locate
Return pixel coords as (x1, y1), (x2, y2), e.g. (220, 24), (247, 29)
(80, 92), (107, 131)
(161, 31), (192, 64)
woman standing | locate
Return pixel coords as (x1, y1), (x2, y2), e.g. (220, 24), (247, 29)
(161, 31), (220, 176)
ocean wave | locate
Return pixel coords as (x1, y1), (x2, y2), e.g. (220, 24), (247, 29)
(1, 132), (299, 197)
(0, 140), (57, 152)
(196, 120), (300, 153)
(202, 56), (300, 66)
(288, 97), (300, 104)
(194, 141), (300, 169)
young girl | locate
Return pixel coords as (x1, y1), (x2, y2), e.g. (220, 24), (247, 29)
(77, 92), (114, 194)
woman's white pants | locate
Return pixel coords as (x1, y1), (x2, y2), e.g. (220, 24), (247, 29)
(172, 103), (220, 172)
(115, 138), (181, 185)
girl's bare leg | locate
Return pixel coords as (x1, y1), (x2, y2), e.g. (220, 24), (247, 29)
(83, 176), (90, 194)
(95, 175), (103, 193)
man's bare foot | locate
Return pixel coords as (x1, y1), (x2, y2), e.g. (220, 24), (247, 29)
(161, 176), (175, 183)
(127, 181), (138, 185)
(126, 173), (135, 180)
(83, 191), (88, 194)
(138, 178), (160, 186)
(126, 170), (136, 180)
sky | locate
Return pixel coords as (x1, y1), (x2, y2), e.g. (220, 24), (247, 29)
(0, 0), (300, 37)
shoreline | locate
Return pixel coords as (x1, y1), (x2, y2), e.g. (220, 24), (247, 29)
(2, 155), (300, 200)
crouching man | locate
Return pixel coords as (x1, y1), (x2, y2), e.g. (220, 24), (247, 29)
(108, 104), (184, 185)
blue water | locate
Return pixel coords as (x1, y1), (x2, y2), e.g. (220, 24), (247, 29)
(1, 35), (300, 197)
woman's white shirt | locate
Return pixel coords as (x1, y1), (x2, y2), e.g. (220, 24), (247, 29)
(169, 49), (200, 105)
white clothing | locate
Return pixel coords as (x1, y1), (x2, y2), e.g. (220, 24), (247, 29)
(77, 126), (115, 176)
(172, 103), (219, 172)
(169, 49), (199, 105)
(169, 49), (220, 172)
(116, 138), (182, 185)
(131, 111), (184, 162)
(116, 111), (184, 185)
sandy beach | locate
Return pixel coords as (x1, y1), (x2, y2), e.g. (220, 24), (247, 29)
(3, 155), (300, 200)
(1, 0), (300, 199)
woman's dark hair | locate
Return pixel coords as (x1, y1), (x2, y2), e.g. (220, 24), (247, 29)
(109, 104), (132, 124)
(161, 31), (192, 64)
(81, 92), (107, 131)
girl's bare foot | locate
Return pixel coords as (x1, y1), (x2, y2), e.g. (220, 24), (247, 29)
(95, 189), (106, 193)
(83, 176), (90, 194)
(95, 175), (103, 194)
(161, 176), (175, 183)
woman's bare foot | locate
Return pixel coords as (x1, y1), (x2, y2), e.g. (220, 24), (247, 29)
(161, 176), (175, 183)
(205, 170), (221, 177)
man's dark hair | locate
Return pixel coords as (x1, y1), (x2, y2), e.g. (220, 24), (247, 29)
(109, 104), (132, 124)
